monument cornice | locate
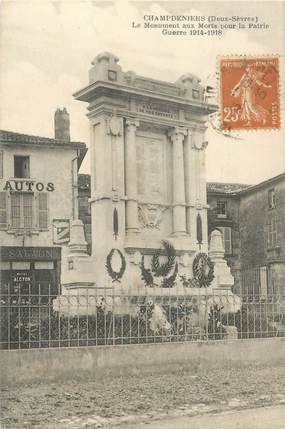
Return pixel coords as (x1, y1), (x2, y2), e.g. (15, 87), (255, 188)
(87, 105), (208, 130)
(136, 202), (208, 209)
(124, 242), (197, 256)
(89, 194), (127, 203)
(186, 203), (209, 209)
(168, 126), (188, 142)
(73, 80), (217, 115)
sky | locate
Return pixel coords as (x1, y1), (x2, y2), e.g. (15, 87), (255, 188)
(0, 0), (284, 184)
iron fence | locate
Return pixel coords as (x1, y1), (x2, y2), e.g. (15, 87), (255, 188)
(240, 265), (283, 299)
(1, 283), (284, 350)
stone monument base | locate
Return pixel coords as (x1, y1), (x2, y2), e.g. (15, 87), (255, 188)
(57, 222), (241, 322)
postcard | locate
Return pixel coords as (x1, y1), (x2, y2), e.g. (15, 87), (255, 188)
(0, 1), (284, 428)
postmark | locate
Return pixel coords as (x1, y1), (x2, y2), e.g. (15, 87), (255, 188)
(219, 56), (280, 130)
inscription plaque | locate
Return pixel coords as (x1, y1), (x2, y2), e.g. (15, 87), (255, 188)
(136, 135), (165, 201)
(136, 102), (178, 119)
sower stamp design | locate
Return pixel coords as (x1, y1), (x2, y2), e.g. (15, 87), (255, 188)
(220, 57), (280, 130)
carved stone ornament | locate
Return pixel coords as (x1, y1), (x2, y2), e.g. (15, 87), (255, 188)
(192, 139), (208, 150)
(138, 204), (167, 230)
(168, 127), (188, 143)
(108, 116), (122, 136)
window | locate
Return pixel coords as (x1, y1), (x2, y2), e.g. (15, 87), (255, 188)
(216, 200), (227, 218)
(268, 214), (278, 248)
(14, 156), (30, 178)
(9, 192), (48, 230)
(34, 261), (54, 270)
(11, 193), (33, 228)
(268, 189), (276, 209)
(219, 226), (232, 255)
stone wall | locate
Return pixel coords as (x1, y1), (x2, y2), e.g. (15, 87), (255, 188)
(239, 177), (285, 267)
(239, 175), (285, 296)
(1, 339), (284, 386)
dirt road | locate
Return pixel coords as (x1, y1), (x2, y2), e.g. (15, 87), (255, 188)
(1, 365), (285, 428)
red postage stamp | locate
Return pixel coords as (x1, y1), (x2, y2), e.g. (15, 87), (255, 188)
(220, 56), (280, 130)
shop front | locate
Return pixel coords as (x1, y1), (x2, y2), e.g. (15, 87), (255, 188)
(0, 246), (62, 348)
(0, 246), (61, 296)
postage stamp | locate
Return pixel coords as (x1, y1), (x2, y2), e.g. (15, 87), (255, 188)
(219, 56), (280, 130)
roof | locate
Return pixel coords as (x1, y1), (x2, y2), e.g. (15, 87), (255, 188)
(0, 129), (87, 168)
(207, 182), (250, 195)
(207, 172), (285, 197)
(239, 171), (285, 195)
(0, 129), (85, 148)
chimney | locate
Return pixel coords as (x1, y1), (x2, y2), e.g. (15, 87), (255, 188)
(54, 108), (70, 141)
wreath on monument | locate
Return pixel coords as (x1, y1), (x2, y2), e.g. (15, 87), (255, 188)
(140, 240), (178, 288)
(161, 262), (178, 288)
(192, 252), (214, 288)
(151, 240), (176, 277)
(105, 248), (126, 283)
(141, 255), (154, 287)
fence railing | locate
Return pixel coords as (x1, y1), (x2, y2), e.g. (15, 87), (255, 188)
(1, 284), (284, 350)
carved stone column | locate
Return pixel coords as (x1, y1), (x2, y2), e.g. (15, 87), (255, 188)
(125, 119), (140, 235)
(192, 131), (208, 247)
(184, 129), (195, 236)
(107, 115), (123, 199)
(169, 127), (187, 236)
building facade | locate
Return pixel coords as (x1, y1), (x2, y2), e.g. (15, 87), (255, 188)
(239, 172), (285, 297)
(0, 112), (86, 297)
(207, 174), (285, 297)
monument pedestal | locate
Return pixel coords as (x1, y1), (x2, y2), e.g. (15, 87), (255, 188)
(208, 229), (235, 290)
(61, 219), (95, 290)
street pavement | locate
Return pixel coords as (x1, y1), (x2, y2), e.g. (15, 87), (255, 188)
(125, 405), (285, 429)
(2, 365), (285, 428)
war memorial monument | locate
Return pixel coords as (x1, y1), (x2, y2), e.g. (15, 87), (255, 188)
(55, 52), (240, 324)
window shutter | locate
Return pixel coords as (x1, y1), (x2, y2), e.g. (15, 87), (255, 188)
(267, 216), (272, 247)
(11, 193), (21, 228)
(0, 192), (7, 229)
(38, 193), (48, 229)
(23, 194), (33, 228)
(272, 215), (277, 247)
(0, 151), (3, 178)
(220, 226), (232, 254)
(224, 227), (232, 254)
